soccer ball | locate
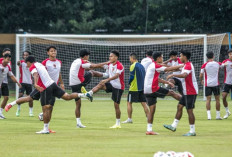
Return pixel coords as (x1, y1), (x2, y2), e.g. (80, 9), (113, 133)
(38, 112), (43, 121)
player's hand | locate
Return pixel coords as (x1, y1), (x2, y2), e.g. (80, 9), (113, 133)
(166, 74), (173, 80)
(60, 84), (65, 90)
(100, 79), (108, 85)
(17, 61), (21, 66)
(17, 83), (22, 88)
(35, 85), (45, 92)
(167, 82), (174, 88)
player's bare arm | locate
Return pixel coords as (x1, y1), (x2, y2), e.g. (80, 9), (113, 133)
(32, 72), (44, 92)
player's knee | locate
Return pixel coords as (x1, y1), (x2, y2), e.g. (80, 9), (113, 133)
(4, 96), (9, 101)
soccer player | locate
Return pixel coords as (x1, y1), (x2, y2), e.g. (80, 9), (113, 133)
(86, 50), (124, 129)
(0, 54), (21, 119)
(221, 49), (232, 119)
(16, 51), (34, 117)
(25, 55), (88, 134)
(199, 51), (222, 120)
(164, 49), (198, 136)
(0, 48), (12, 118)
(141, 50), (153, 72)
(163, 50), (183, 94)
(122, 53), (149, 124)
(144, 52), (183, 135)
(69, 49), (109, 128)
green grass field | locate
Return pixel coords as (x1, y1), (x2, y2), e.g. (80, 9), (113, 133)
(1, 98), (232, 157)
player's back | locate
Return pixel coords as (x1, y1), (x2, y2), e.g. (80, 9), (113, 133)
(202, 61), (220, 87)
(141, 57), (153, 72)
(69, 58), (84, 85)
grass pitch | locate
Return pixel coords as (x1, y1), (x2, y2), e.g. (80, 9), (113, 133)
(1, 98), (232, 157)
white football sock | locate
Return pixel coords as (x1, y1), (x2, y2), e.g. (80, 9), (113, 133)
(0, 108), (3, 114)
(207, 110), (211, 119)
(189, 124), (195, 133)
(225, 107), (229, 113)
(29, 107), (33, 113)
(128, 118), (132, 121)
(11, 100), (17, 106)
(89, 90), (93, 96)
(43, 123), (49, 131)
(78, 93), (85, 98)
(147, 123), (152, 132)
(17, 105), (21, 111)
(216, 110), (220, 118)
(76, 118), (81, 124)
(171, 119), (179, 128)
(116, 119), (120, 125)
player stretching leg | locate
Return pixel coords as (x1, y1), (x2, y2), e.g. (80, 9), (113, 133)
(16, 51), (34, 117)
(144, 52), (183, 135)
(199, 51), (222, 120)
(164, 49), (198, 136)
(69, 49), (109, 128)
(86, 50), (124, 129)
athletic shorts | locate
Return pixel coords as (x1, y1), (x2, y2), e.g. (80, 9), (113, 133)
(205, 86), (220, 96)
(70, 71), (92, 101)
(29, 89), (41, 100)
(1, 83), (9, 96)
(222, 84), (232, 93)
(105, 82), (124, 104)
(179, 95), (197, 109)
(40, 83), (65, 106)
(127, 91), (146, 103)
(145, 87), (169, 106)
(19, 83), (33, 95)
(173, 77), (183, 95)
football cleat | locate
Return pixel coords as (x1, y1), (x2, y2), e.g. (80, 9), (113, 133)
(77, 123), (86, 128)
(216, 117), (223, 120)
(146, 131), (159, 135)
(122, 119), (133, 124)
(29, 112), (34, 117)
(36, 129), (50, 134)
(48, 129), (56, 133)
(16, 110), (20, 117)
(0, 114), (6, 119)
(163, 124), (176, 132)
(85, 93), (93, 102)
(223, 111), (231, 119)
(81, 86), (87, 93)
(109, 124), (121, 129)
(183, 132), (196, 136)
(5, 104), (12, 112)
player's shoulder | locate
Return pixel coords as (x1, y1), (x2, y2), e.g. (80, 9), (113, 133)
(222, 59), (230, 63)
(201, 62), (208, 68)
(184, 62), (192, 70)
(41, 58), (49, 65)
(56, 59), (62, 64)
(20, 60), (25, 63)
(177, 57), (182, 64)
(154, 62), (163, 68)
(29, 63), (36, 71)
(116, 61), (124, 69)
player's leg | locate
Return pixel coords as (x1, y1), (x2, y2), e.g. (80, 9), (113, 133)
(89, 70), (103, 77)
(16, 84), (25, 117)
(141, 102), (149, 118)
(122, 92), (133, 123)
(214, 86), (222, 120)
(222, 84), (231, 119)
(0, 89), (4, 119)
(139, 91), (149, 118)
(206, 95), (212, 120)
(109, 88), (123, 129)
(173, 78), (183, 95)
(166, 90), (182, 101)
(0, 84), (9, 119)
(26, 84), (34, 117)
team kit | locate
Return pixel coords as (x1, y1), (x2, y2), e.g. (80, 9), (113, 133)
(0, 47), (231, 136)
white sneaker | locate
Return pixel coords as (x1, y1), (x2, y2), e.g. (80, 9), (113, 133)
(223, 111), (231, 119)
(122, 119), (133, 124)
(77, 123), (86, 128)
(0, 113), (6, 119)
(29, 112), (34, 117)
(36, 129), (50, 134)
(216, 117), (223, 120)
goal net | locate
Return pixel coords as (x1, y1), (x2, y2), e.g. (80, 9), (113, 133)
(16, 34), (226, 100)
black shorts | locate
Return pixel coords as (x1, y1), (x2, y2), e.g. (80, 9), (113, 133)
(105, 83), (124, 104)
(40, 83), (65, 106)
(173, 77), (183, 95)
(145, 87), (169, 106)
(29, 89), (41, 100)
(222, 84), (232, 93)
(70, 71), (92, 101)
(127, 91), (146, 103)
(179, 95), (197, 109)
(19, 83), (33, 95)
(1, 83), (9, 96)
(205, 86), (220, 96)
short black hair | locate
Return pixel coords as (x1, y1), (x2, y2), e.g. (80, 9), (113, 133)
(79, 49), (90, 58)
(25, 55), (35, 63)
(152, 52), (162, 61)
(145, 50), (153, 56)
(169, 50), (178, 57)
(206, 51), (214, 59)
(180, 49), (191, 60)
(129, 52), (137, 60)
(3, 53), (11, 58)
(228, 49), (232, 54)
(2, 48), (11, 53)
(46, 46), (56, 52)
(23, 50), (32, 55)
(111, 50), (119, 58)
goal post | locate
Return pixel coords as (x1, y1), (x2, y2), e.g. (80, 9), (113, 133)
(15, 33), (225, 100)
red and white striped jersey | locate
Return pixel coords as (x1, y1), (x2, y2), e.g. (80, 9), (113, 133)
(69, 58), (91, 86)
(19, 60), (32, 84)
(0, 57), (12, 84)
(222, 59), (232, 84)
(29, 62), (54, 89)
(144, 62), (166, 94)
(42, 58), (62, 84)
(141, 57), (153, 72)
(167, 57), (182, 75)
(181, 62), (198, 95)
(106, 61), (124, 90)
(200, 61), (221, 87)
(0, 63), (13, 87)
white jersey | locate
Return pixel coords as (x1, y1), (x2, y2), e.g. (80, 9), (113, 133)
(0, 58), (12, 84)
(141, 57), (153, 72)
(0, 63), (13, 87)
(167, 57), (182, 76)
(200, 61), (221, 87)
(29, 62), (54, 89)
(106, 61), (124, 90)
(19, 60), (32, 84)
(69, 58), (91, 86)
(222, 59), (232, 85)
(42, 58), (62, 84)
